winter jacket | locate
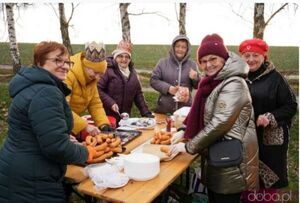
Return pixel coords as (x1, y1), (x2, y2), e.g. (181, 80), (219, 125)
(246, 61), (297, 188)
(150, 35), (199, 114)
(0, 66), (88, 202)
(97, 56), (150, 121)
(65, 52), (109, 134)
(186, 52), (259, 194)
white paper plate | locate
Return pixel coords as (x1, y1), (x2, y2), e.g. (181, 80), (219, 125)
(119, 118), (156, 130)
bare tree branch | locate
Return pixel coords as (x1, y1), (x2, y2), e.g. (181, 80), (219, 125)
(128, 10), (170, 21)
(265, 3), (288, 26)
(48, 3), (59, 19)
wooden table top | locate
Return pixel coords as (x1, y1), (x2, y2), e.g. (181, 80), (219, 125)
(65, 114), (198, 203)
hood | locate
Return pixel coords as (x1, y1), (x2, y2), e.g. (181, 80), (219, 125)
(9, 66), (59, 98)
(169, 35), (192, 64)
(216, 52), (249, 80)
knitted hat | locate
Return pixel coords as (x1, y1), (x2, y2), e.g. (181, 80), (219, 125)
(197, 34), (229, 62)
(239, 38), (269, 56)
(82, 41), (107, 74)
(112, 40), (133, 59)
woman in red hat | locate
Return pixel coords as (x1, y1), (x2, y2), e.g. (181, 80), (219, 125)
(239, 38), (297, 201)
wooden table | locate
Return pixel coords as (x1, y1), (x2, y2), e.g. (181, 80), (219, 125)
(65, 114), (198, 203)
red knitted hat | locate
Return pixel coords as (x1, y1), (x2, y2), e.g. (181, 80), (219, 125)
(197, 34), (229, 62)
(239, 38), (269, 56)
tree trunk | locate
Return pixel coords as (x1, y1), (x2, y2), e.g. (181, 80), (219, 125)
(59, 3), (73, 55)
(179, 3), (186, 35)
(253, 3), (265, 39)
(119, 3), (131, 41)
(5, 3), (21, 74)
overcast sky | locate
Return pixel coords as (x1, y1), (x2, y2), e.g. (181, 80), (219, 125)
(0, 1), (299, 46)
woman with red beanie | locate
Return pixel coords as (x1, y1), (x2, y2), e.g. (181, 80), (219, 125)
(239, 38), (297, 202)
(170, 34), (259, 203)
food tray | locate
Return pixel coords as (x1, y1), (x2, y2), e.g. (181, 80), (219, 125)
(113, 129), (142, 146)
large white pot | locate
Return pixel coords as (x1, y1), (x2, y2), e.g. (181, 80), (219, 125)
(124, 153), (160, 181)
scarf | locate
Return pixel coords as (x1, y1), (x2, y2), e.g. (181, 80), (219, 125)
(183, 73), (222, 139)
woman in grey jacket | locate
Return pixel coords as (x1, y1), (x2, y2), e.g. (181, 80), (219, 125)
(150, 35), (200, 114)
(171, 34), (259, 203)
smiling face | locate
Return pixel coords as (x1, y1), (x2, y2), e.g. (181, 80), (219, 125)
(174, 40), (188, 61)
(241, 52), (265, 72)
(199, 54), (225, 76)
(40, 49), (71, 81)
(115, 53), (131, 69)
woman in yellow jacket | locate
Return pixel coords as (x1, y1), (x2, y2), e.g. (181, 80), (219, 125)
(65, 41), (112, 139)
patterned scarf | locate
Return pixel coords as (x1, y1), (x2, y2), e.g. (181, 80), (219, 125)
(183, 73), (222, 139)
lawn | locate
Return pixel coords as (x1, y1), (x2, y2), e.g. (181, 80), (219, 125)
(0, 42), (299, 73)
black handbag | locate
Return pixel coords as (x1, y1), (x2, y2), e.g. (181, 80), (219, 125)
(208, 137), (243, 167)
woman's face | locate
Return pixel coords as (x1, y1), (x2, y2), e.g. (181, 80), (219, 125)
(85, 67), (103, 80)
(241, 52), (265, 72)
(199, 54), (225, 76)
(41, 49), (72, 81)
(115, 53), (131, 69)
(174, 40), (188, 61)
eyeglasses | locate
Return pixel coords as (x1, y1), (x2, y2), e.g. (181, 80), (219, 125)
(199, 56), (218, 66)
(47, 58), (74, 67)
(116, 54), (130, 60)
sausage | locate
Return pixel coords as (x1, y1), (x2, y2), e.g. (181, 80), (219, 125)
(95, 142), (108, 151)
(160, 146), (171, 157)
(88, 151), (114, 164)
(160, 139), (171, 145)
(85, 135), (93, 145)
(109, 137), (121, 148)
(111, 146), (123, 153)
(95, 134), (103, 144)
(94, 150), (105, 158)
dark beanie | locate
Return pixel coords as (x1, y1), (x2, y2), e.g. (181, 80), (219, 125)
(197, 34), (229, 62)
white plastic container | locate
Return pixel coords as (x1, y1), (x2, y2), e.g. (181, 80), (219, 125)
(124, 153), (160, 181)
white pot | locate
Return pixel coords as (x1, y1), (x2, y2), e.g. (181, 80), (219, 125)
(124, 153), (160, 181)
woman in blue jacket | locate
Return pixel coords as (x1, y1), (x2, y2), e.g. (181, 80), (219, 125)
(0, 41), (96, 202)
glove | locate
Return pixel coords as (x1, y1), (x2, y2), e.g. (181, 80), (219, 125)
(86, 146), (97, 163)
(99, 124), (114, 132)
(143, 112), (154, 118)
(170, 142), (186, 155)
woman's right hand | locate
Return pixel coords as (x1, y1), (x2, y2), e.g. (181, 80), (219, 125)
(85, 124), (100, 136)
(111, 103), (119, 113)
(168, 85), (179, 95)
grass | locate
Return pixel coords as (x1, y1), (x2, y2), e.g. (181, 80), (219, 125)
(0, 42), (299, 73)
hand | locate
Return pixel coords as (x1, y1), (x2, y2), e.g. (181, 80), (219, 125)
(168, 85), (179, 95)
(85, 124), (101, 136)
(69, 134), (82, 145)
(177, 87), (189, 103)
(170, 142), (186, 155)
(86, 146), (97, 163)
(111, 103), (119, 113)
(256, 115), (270, 127)
(100, 124), (114, 132)
(143, 112), (154, 118)
(189, 69), (198, 80)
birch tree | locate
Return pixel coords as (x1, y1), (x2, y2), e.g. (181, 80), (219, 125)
(179, 3), (186, 35)
(5, 3), (21, 74)
(59, 3), (73, 55)
(119, 3), (131, 41)
(253, 3), (288, 39)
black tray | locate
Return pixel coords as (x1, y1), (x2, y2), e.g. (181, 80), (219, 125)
(113, 129), (142, 146)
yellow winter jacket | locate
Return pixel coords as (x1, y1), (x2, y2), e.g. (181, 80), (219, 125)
(65, 52), (109, 134)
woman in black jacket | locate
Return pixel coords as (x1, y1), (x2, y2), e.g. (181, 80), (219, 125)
(239, 38), (297, 201)
(0, 41), (96, 202)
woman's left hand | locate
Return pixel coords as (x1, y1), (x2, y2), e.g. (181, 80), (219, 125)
(256, 115), (270, 127)
(189, 68), (198, 80)
(170, 142), (186, 155)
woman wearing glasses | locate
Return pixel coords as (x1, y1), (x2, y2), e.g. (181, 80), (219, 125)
(170, 34), (259, 203)
(64, 41), (113, 141)
(0, 41), (97, 202)
(97, 40), (153, 123)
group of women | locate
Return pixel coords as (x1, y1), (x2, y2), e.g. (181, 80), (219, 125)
(0, 33), (297, 202)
